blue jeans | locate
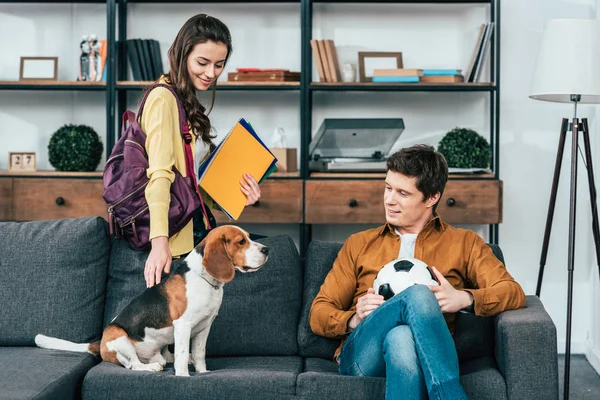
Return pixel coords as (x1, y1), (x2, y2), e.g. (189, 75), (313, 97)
(338, 285), (468, 400)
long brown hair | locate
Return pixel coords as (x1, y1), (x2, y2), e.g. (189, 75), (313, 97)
(163, 14), (232, 144)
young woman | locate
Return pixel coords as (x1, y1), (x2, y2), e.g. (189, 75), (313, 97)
(141, 13), (261, 287)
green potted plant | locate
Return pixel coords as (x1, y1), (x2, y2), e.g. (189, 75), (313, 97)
(437, 127), (491, 169)
(48, 124), (103, 172)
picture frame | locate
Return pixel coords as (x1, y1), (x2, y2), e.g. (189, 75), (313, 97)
(8, 152), (36, 171)
(19, 57), (58, 81)
(358, 52), (403, 83)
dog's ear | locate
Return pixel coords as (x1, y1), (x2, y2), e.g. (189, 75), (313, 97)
(202, 235), (235, 283)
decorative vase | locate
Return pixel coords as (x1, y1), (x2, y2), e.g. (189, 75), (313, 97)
(342, 63), (357, 83)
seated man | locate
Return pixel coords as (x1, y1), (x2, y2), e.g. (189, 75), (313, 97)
(309, 144), (526, 400)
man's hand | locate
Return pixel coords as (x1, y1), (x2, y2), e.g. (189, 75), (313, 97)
(348, 288), (384, 330)
(429, 267), (473, 313)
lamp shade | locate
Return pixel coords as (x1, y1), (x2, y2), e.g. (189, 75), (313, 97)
(529, 19), (600, 104)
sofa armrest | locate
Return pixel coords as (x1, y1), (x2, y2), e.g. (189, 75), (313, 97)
(494, 295), (558, 400)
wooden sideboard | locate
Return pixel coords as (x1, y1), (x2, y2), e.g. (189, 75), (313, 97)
(0, 174), (502, 226)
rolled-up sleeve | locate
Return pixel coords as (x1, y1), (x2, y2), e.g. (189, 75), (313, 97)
(309, 237), (359, 339)
(463, 233), (526, 316)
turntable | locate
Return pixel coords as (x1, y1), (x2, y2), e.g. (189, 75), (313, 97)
(309, 118), (405, 172)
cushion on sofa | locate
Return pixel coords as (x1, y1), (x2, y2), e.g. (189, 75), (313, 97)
(0, 347), (98, 400)
(105, 234), (302, 357)
(297, 241), (344, 359)
(82, 356), (301, 400)
(206, 235), (302, 356)
(0, 217), (110, 345)
(298, 356), (507, 400)
(298, 241), (505, 362)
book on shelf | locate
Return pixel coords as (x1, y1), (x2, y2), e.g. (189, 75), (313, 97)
(310, 39), (341, 82)
(372, 76), (420, 83)
(310, 40), (327, 82)
(122, 38), (164, 81)
(373, 68), (423, 77)
(227, 69), (300, 82)
(422, 69), (462, 76)
(198, 119), (277, 220)
(420, 75), (464, 83)
(465, 22), (494, 83)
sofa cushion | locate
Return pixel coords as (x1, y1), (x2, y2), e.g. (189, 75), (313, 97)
(0, 347), (98, 400)
(206, 235), (301, 356)
(103, 236), (150, 327)
(299, 241), (505, 362)
(460, 356), (507, 400)
(105, 234), (302, 356)
(298, 358), (385, 400)
(0, 217), (110, 345)
(82, 356), (301, 400)
(298, 241), (344, 359)
(298, 357), (506, 400)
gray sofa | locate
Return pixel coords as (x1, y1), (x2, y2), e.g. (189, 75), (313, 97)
(0, 217), (559, 400)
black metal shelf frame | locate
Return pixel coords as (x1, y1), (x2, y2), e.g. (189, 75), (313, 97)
(300, 0), (501, 245)
(0, 0), (501, 252)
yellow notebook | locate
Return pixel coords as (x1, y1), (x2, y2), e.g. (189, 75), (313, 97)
(198, 119), (276, 220)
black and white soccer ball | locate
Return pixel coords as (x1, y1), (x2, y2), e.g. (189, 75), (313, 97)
(373, 257), (439, 300)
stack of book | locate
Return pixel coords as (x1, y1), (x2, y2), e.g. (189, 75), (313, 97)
(122, 39), (164, 81)
(310, 39), (341, 82)
(227, 68), (300, 83)
(372, 69), (464, 83)
(464, 22), (495, 82)
(198, 119), (277, 220)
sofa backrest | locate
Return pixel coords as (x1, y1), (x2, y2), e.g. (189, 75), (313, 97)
(105, 233), (302, 357)
(0, 217), (110, 346)
(298, 240), (502, 362)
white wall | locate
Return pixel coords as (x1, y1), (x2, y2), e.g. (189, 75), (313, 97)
(1, 0), (600, 365)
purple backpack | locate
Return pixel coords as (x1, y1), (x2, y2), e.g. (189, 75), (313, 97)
(103, 84), (211, 251)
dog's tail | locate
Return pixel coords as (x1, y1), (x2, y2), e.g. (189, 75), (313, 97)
(35, 334), (100, 356)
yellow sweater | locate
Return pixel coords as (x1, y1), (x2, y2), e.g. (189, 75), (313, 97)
(140, 82), (214, 257)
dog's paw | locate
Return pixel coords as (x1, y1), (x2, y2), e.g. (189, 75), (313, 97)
(132, 362), (163, 372)
(195, 369), (210, 374)
(175, 369), (191, 377)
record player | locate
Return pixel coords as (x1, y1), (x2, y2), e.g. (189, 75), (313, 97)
(309, 118), (405, 172)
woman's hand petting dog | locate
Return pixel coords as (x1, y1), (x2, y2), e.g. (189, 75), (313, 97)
(145, 236), (172, 287)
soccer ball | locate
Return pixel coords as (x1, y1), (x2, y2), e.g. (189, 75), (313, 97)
(373, 257), (439, 300)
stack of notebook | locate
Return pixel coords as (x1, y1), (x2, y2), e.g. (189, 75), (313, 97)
(372, 69), (464, 83)
(198, 119), (278, 220)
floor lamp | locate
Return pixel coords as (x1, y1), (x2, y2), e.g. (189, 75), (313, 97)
(529, 19), (600, 400)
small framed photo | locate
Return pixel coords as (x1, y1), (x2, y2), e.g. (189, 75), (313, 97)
(19, 57), (58, 81)
(8, 152), (36, 171)
(358, 52), (403, 83)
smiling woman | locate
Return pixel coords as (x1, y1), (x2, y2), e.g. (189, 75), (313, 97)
(133, 13), (262, 288)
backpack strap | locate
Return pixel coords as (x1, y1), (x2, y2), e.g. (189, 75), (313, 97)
(136, 83), (212, 230)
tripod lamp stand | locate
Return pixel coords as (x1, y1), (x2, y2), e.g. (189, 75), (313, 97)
(529, 19), (600, 400)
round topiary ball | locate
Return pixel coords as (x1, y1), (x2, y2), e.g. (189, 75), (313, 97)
(48, 124), (103, 172)
(437, 127), (491, 169)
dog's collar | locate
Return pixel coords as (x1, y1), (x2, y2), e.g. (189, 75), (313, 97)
(199, 266), (224, 290)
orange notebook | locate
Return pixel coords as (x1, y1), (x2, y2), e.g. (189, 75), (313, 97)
(198, 119), (277, 220)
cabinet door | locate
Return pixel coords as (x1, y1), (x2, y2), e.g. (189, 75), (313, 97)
(13, 178), (107, 221)
(0, 178), (13, 220)
(214, 180), (303, 224)
(305, 179), (503, 225)
(306, 180), (384, 224)
(438, 180), (503, 224)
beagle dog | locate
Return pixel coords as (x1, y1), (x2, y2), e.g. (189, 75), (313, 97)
(35, 225), (268, 376)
